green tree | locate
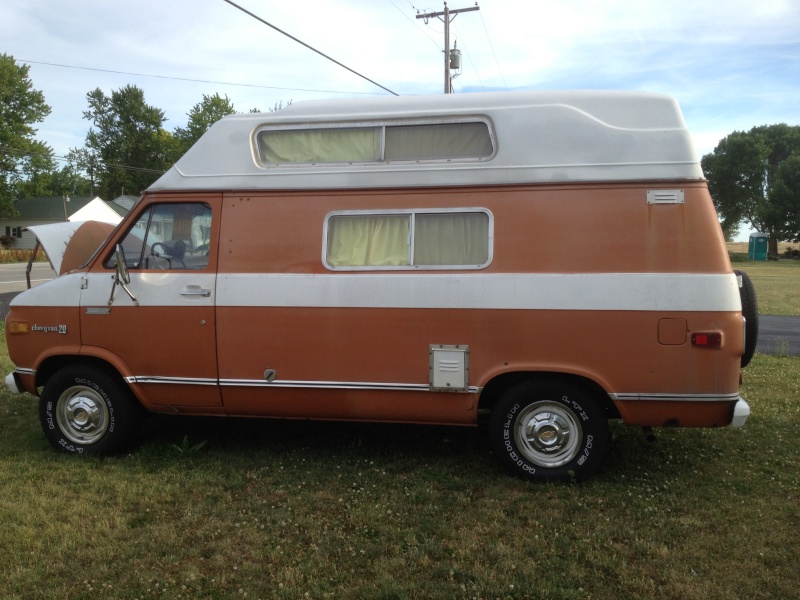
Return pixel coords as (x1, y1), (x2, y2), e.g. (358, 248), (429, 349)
(83, 85), (173, 199)
(770, 154), (800, 243)
(64, 147), (100, 197)
(0, 53), (53, 215)
(14, 139), (57, 198)
(702, 124), (800, 252)
(51, 161), (93, 198)
(174, 93), (236, 155)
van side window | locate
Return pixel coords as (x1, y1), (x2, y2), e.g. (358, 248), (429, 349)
(257, 121), (493, 165)
(325, 209), (492, 270)
(105, 203), (212, 271)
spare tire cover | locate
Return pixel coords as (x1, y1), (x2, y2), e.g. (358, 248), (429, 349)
(734, 270), (759, 368)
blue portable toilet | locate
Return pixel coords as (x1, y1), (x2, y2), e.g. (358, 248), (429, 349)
(748, 233), (768, 261)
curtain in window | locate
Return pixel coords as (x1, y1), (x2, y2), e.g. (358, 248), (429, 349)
(327, 215), (410, 266)
(259, 128), (381, 163)
(414, 212), (489, 265)
(384, 122), (493, 161)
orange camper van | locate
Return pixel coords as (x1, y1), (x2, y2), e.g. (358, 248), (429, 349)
(5, 91), (758, 482)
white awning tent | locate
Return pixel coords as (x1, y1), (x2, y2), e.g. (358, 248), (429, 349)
(67, 197), (123, 224)
(21, 199), (123, 283)
(25, 221), (117, 279)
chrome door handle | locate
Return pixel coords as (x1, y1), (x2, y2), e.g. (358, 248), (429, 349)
(181, 287), (211, 297)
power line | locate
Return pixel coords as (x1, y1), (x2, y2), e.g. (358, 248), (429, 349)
(385, 0), (442, 50)
(221, 0), (399, 96)
(1, 144), (166, 175)
(16, 59), (382, 96)
(451, 21), (487, 91)
(478, 11), (508, 90)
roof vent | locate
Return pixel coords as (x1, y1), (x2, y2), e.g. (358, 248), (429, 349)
(647, 189), (685, 204)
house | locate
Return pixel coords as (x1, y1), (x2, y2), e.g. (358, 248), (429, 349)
(1, 196), (130, 250)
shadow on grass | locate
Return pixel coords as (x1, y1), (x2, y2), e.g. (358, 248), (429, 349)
(134, 412), (712, 485)
(139, 412), (490, 467)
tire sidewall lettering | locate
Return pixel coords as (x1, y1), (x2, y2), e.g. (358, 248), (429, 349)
(67, 377), (116, 433)
(494, 386), (605, 480)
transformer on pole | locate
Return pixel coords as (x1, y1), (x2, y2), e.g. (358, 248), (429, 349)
(416, 2), (480, 93)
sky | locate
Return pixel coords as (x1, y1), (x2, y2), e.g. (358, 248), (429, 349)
(2, 0), (799, 238)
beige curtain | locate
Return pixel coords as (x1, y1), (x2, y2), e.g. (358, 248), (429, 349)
(414, 212), (489, 265)
(384, 122), (492, 161)
(259, 122), (492, 164)
(327, 215), (410, 266)
(259, 127), (381, 163)
(327, 212), (489, 268)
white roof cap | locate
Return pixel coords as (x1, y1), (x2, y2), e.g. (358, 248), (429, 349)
(150, 90), (703, 192)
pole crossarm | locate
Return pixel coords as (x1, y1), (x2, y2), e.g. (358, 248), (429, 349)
(415, 4), (480, 22)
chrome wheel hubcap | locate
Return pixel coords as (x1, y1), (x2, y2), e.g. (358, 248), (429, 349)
(514, 401), (582, 468)
(56, 387), (109, 445)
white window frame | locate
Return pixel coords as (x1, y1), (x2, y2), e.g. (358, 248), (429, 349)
(322, 207), (494, 271)
(254, 117), (496, 167)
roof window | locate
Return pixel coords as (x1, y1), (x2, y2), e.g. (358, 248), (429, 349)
(257, 121), (493, 165)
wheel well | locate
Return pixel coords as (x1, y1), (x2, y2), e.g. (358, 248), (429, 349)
(35, 356), (126, 392)
(478, 372), (620, 420)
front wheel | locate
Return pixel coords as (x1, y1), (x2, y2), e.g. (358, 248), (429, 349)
(39, 366), (142, 454)
(489, 379), (610, 482)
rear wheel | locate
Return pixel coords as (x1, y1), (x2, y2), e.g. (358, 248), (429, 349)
(39, 365), (142, 454)
(489, 379), (610, 482)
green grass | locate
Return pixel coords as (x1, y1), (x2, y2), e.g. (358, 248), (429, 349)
(734, 260), (800, 316)
(1, 260), (798, 598)
(1, 323), (798, 598)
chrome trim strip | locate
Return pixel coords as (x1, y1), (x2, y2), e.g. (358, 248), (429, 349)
(125, 376), (219, 386)
(220, 378), (431, 392)
(125, 375), (480, 394)
(15, 367), (36, 377)
(610, 392), (741, 402)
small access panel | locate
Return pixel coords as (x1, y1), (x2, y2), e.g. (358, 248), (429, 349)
(429, 345), (470, 392)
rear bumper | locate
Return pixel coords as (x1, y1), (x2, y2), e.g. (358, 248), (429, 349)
(730, 396), (750, 428)
(610, 392), (750, 427)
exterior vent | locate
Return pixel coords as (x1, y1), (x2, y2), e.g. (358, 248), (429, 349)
(429, 345), (469, 391)
(647, 189), (685, 204)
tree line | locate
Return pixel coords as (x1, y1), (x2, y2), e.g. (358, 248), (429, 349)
(0, 53), (285, 217)
(2, 52), (798, 248)
(703, 124), (800, 253)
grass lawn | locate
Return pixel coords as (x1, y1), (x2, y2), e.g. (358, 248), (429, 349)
(1, 255), (798, 598)
(732, 259), (800, 316)
(1, 326), (798, 598)
(726, 241), (800, 316)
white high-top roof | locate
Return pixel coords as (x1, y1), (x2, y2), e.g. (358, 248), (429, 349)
(149, 90), (703, 192)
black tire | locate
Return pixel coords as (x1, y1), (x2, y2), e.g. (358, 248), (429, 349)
(39, 365), (142, 455)
(734, 270), (759, 368)
(489, 379), (610, 482)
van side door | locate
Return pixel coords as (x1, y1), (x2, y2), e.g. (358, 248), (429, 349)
(79, 196), (221, 408)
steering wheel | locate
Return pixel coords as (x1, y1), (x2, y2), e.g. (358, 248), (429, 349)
(150, 242), (171, 269)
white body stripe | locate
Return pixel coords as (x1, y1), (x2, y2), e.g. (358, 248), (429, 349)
(13, 272), (741, 313)
(216, 272), (741, 312)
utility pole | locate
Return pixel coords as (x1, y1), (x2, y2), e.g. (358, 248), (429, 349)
(416, 2), (480, 93)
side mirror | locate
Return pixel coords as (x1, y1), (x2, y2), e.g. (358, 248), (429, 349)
(108, 244), (138, 305)
(115, 244), (131, 284)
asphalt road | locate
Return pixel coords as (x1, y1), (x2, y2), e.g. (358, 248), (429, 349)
(756, 315), (800, 357)
(0, 262), (56, 294)
(0, 264), (797, 356)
